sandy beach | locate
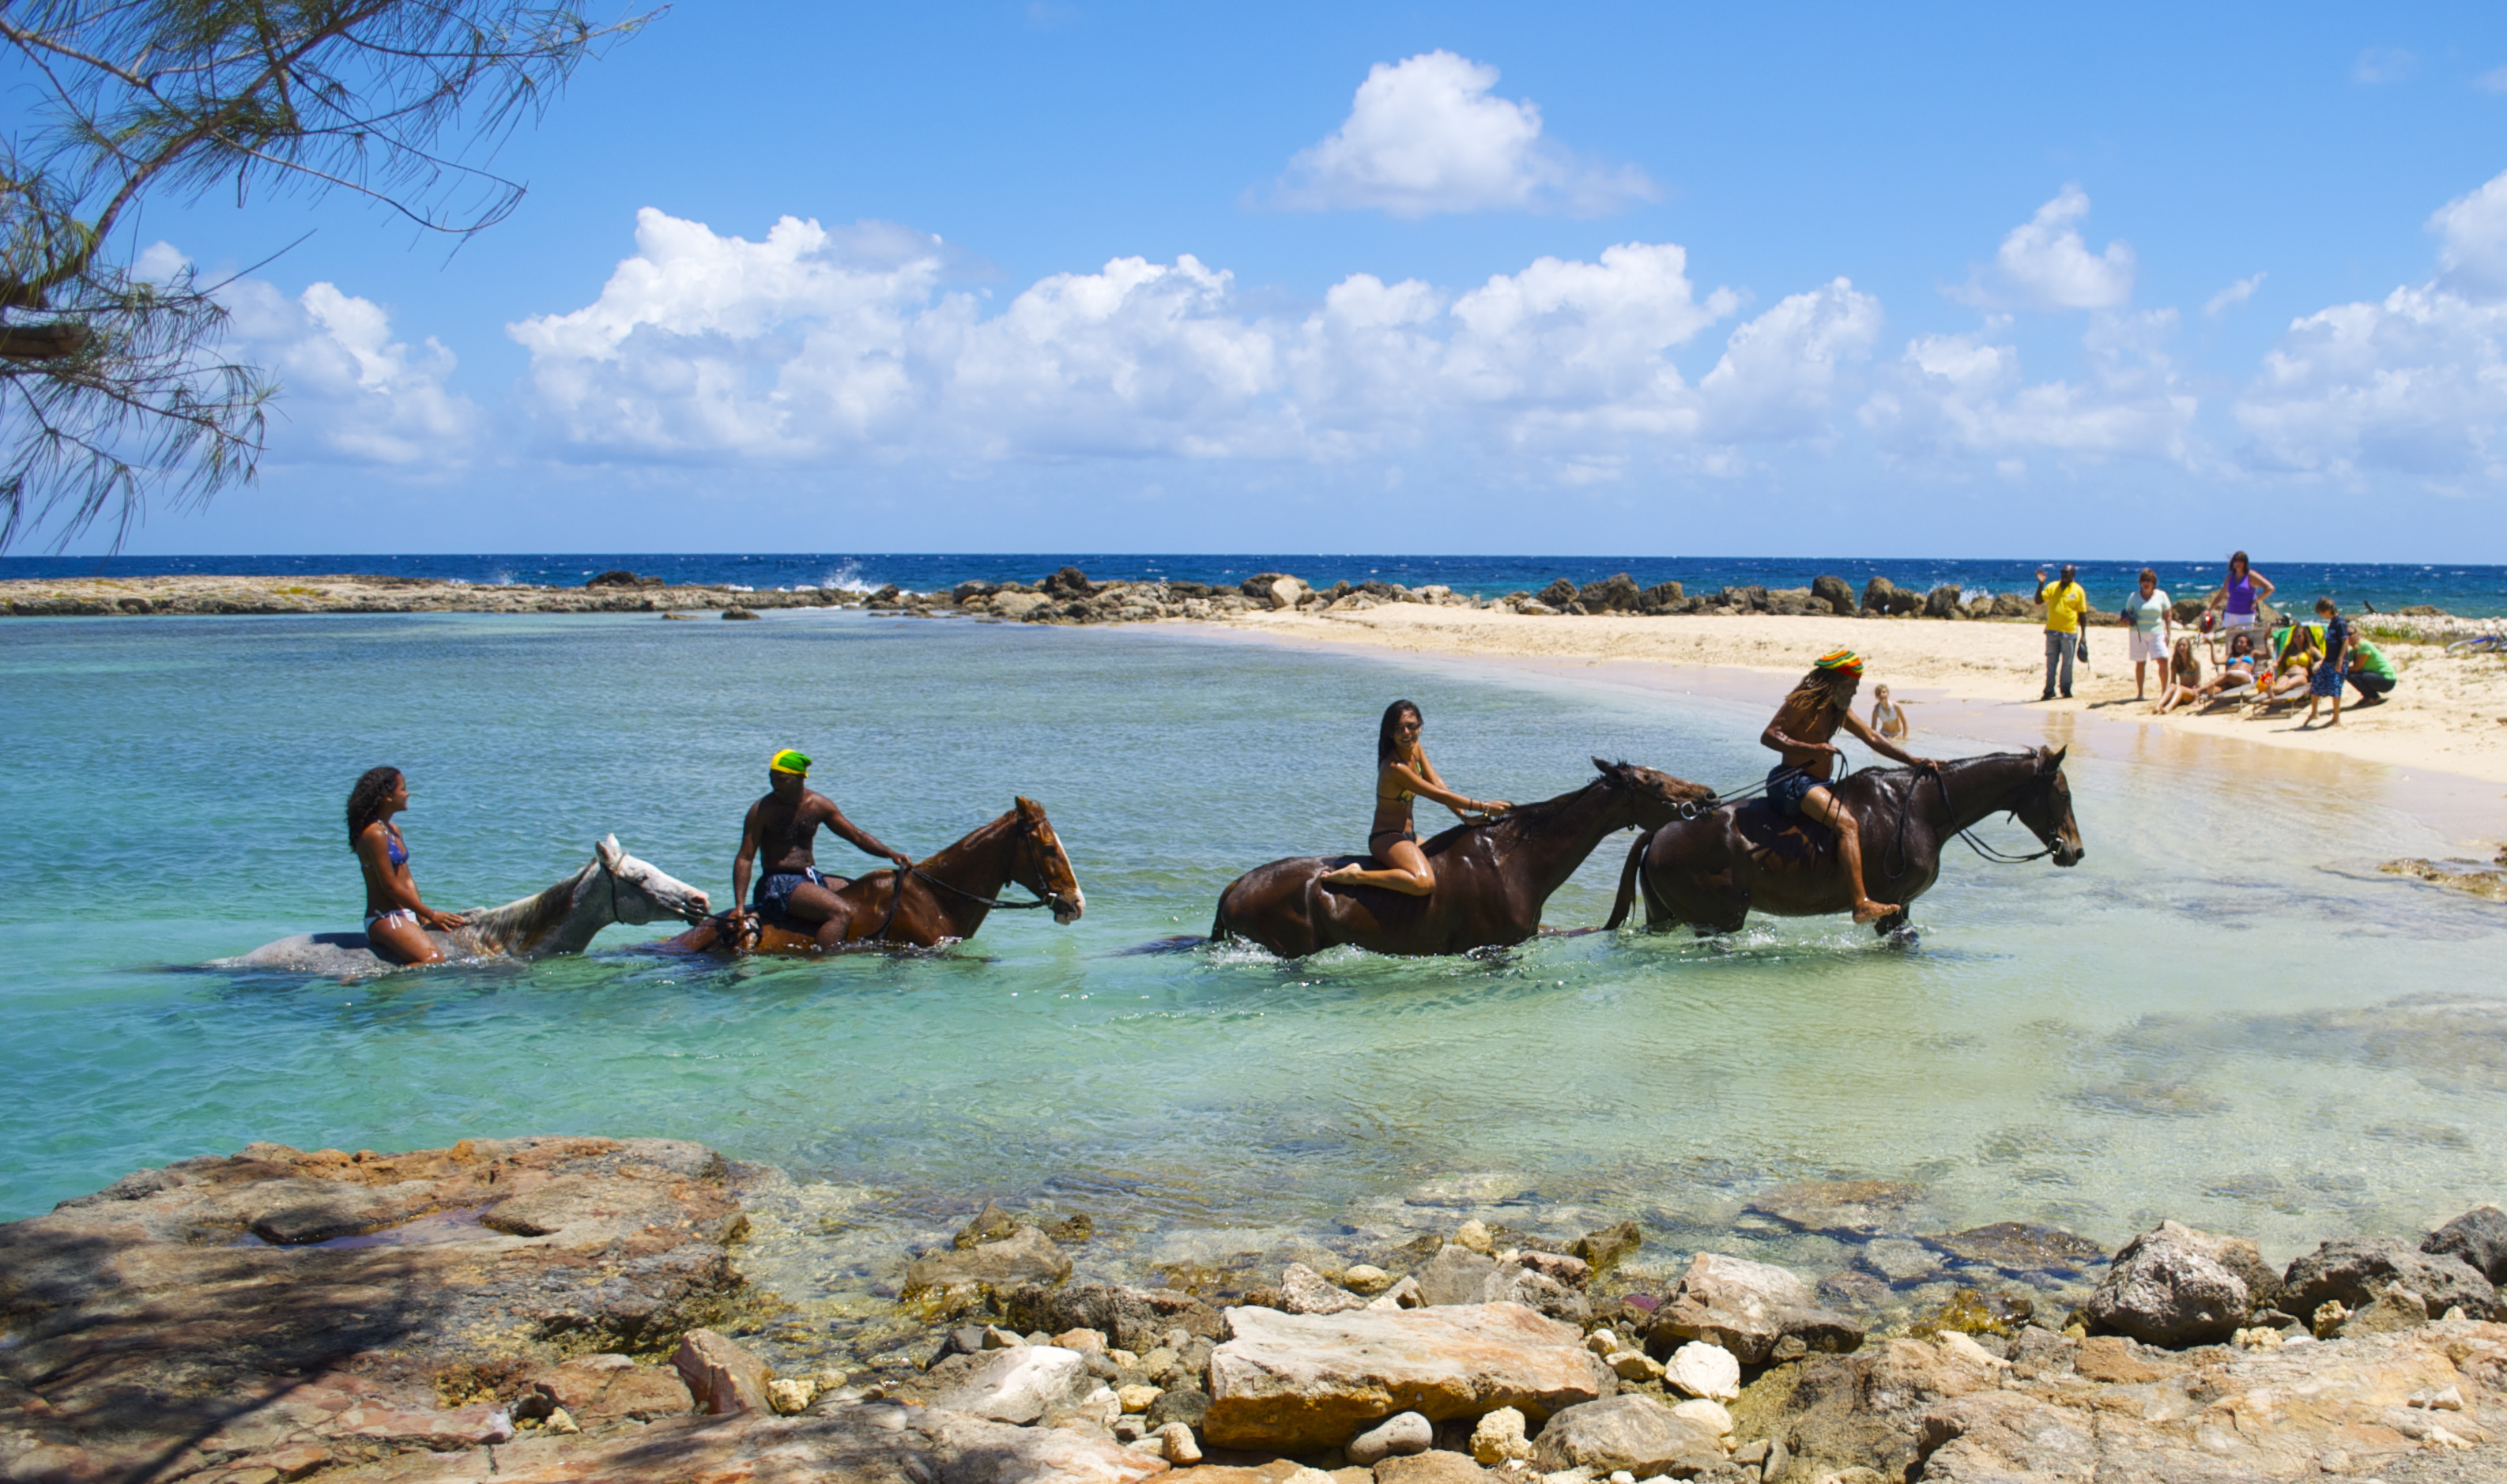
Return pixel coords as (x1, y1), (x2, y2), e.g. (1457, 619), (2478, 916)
(1218, 605), (2507, 793)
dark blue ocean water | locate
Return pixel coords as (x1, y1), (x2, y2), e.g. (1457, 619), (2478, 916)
(7, 553), (2505, 616)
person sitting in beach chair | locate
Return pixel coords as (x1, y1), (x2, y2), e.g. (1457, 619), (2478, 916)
(1761, 650), (1936, 924)
(2190, 631), (2260, 707)
(729, 749), (915, 947)
(2152, 638), (2204, 714)
(2251, 623), (2323, 708)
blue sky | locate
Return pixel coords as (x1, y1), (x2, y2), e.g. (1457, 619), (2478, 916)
(36, 1), (2507, 557)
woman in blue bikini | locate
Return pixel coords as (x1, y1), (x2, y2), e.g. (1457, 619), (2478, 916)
(348, 766), (467, 964)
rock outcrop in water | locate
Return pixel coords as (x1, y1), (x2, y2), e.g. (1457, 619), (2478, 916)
(10, 1138), (2507, 1482)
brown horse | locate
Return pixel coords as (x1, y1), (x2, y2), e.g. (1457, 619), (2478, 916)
(1210, 760), (1716, 959)
(1606, 748), (2083, 940)
(662, 797), (1083, 954)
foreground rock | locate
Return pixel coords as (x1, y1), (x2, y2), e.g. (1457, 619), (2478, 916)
(303, 1405), (1168, 1482)
(2082, 1219), (2280, 1347)
(1646, 1252), (1865, 1363)
(1203, 1301), (1613, 1451)
(0, 1136), (752, 1482)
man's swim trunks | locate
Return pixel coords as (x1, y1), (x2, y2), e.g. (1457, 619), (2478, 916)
(754, 868), (829, 924)
(1767, 765), (1830, 818)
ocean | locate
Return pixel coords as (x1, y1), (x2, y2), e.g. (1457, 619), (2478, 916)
(8, 552), (2507, 617)
(2, 607), (2502, 1362)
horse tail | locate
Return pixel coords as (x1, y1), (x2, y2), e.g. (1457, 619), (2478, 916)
(1605, 828), (1654, 931)
(1208, 891), (1233, 945)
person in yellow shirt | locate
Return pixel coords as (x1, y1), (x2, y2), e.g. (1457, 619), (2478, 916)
(2035, 563), (2088, 700)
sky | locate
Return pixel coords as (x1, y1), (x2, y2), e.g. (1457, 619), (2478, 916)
(20, 0), (2507, 559)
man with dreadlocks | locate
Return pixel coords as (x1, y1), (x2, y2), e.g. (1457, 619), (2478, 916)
(1760, 650), (1936, 924)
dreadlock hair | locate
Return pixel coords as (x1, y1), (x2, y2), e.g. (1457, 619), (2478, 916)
(1790, 665), (1857, 712)
(1377, 699), (1422, 766)
(346, 766), (402, 849)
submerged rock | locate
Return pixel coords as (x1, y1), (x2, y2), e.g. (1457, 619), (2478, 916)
(1747, 1179), (1921, 1236)
(901, 1222), (1071, 1298)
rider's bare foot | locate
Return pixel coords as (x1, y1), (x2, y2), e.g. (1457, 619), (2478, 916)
(1318, 864), (1359, 888)
(1853, 898), (1898, 924)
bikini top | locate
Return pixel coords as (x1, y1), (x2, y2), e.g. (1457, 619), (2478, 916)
(384, 824), (408, 868)
(1376, 763), (1416, 805)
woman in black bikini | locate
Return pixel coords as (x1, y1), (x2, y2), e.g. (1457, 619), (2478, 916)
(1320, 700), (1510, 896)
(348, 766), (467, 964)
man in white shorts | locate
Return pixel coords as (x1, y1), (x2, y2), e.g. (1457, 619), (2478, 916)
(2121, 567), (2173, 702)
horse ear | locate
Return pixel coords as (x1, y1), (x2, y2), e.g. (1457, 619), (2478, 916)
(1593, 756), (1625, 781)
(597, 834), (624, 871)
(2046, 745), (2069, 774)
(1015, 796), (1042, 819)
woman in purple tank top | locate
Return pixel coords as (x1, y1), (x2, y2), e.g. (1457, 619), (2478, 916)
(2210, 550), (2274, 646)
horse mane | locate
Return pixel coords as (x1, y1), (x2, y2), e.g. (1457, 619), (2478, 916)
(1418, 772), (1609, 853)
(462, 860), (594, 947)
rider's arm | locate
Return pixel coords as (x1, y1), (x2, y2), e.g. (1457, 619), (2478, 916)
(1838, 710), (1932, 768)
(359, 825), (464, 928)
(1760, 718), (1832, 759)
(730, 804), (760, 914)
(820, 799), (914, 870)
(1389, 759), (1498, 818)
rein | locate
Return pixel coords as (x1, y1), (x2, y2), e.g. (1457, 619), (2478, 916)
(1883, 763), (2059, 876)
(908, 814), (1061, 912)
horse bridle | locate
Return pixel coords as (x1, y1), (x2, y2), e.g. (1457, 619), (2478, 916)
(909, 812), (1067, 913)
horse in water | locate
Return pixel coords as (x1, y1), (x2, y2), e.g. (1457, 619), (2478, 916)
(218, 836), (712, 975)
(663, 797), (1083, 953)
(1607, 747), (2083, 940)
(1210, 759), (1716, 959)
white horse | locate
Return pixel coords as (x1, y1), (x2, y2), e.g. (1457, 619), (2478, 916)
(217, 835), (711, 976)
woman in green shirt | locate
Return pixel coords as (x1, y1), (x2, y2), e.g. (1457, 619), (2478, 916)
(2119, 567), (2173, 702)
(2345, 637), (2397, 704)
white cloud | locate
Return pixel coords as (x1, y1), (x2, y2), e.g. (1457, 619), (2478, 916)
(1860, 310), (2197, 465)
(2354, 47), (2417, 85)
(2476, 65), (2507, 94)
(505, 209), (1891, 480)
(2430, 171), (2507, 298)
(132, 241), (190, 286)
(2232, 168), (2507, 483)
(1271, 51), (1657, 217)
(1958, 186), (2136, 311)
(221, 277), (477, 464)
(2204, 273), (2266, 317)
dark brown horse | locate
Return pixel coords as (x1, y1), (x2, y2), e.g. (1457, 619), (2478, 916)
(662, 797), (1083, 954)
(1210, 760), (1716, 959)
(1606, 747), (2083, 940)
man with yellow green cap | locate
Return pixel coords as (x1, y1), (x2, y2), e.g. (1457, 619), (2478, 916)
(730, 748), (916, 947)
(1760, 650), (1935, 924)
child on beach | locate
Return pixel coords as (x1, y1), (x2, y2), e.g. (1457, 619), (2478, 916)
(1869, 684), (1913, 739)
(2303, 598), (2353, 728)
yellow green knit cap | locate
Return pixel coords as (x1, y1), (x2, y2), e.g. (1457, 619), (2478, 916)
(1815, 649), (1863, 676)
(769, 748), (811, 776)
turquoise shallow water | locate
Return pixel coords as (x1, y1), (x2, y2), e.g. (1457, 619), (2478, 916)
(4, 610), (2505, 1333)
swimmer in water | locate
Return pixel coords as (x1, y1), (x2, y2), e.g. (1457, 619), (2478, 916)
(347, 766), (467, 965)
(1868, 684), (1915, 740)
(1319, 700), (1510, 896)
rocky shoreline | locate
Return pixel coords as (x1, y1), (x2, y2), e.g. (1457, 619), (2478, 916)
(10, 566), (2496, 638)
(8, 1137), (2506, 1483)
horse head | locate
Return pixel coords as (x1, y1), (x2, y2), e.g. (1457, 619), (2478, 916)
(594, 834), (714, 924)
(1012, 797), (1086, 925)
(1592, 757), (1720, 830)
(2015, 748), (2086, 867)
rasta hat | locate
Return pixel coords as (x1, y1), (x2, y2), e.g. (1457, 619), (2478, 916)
(1814, 649), (1864, 677)
(768, 748), (811, 776)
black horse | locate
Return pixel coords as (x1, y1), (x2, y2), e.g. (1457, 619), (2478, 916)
(1606, 747), (2084, 939)
(1212, 760), (1715, 959)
